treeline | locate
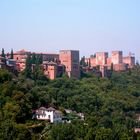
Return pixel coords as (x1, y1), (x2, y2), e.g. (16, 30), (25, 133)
(1, 66), (140, 139)
(0, 48), (13, 59)
(24, 53), (46, 80)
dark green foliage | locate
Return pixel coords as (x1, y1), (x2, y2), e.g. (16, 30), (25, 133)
(0, 120), (31, 140)
(1, 48), (5, 58)
(80, 56), (87, 67)
(49, 124), (76, 140)
(10, 49), (14, 59)
(0, 69), (12, 83)
(33, 54), (43, 65)
(1, 66), (140, 139)
(25, 54), (32, 78)
(38, 53), (43, 64)
(31, 53), (36, 64)
(24, 53), (45, 80)
(1, 48), (6, 64)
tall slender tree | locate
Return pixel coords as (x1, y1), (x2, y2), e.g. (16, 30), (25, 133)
(38, 53), (43, 64)
(10, 49), (14, 59)
(31, 53), (36, 64)
(80, 56), (87, 67)
(25, 54), (32, 78)
(1, 48), (6, 64)
(1, 48), (5, 58)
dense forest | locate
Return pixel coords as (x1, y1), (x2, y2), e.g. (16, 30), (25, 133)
(1, 65), (140, 140)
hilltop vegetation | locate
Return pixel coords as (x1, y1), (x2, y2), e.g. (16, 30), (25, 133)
(1, 66), (140, 139)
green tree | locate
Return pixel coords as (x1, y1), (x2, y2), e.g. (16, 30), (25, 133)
(10, 49), (14, 59)
(31, 53), (36, 64)
(48, 124), (76, 140)
(80, 56), (87, 67)
(1, 48), (6, 64)
(36, 54), (43, 64)
(0, 69), (12, 83)
(95, 127), (113, 140)
(39, 53), (43, 64)
(1, 48), (5, 58)
(0, 119), (16, 140)
(25, 54), (32, 78)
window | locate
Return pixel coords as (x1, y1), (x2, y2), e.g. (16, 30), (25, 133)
(73, 64), (78, 69)
(48, 115), (51, 119)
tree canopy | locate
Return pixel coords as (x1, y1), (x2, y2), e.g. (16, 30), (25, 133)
(0, 66), (140, 139)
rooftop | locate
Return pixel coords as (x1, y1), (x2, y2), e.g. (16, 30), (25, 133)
(60, 50), (79, 52)
(46, 107), (56, 111)
(38, 107), (47, 110)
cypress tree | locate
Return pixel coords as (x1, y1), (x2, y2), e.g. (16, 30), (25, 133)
(39, 53), (43, 64)
(36, 54), (43, 64)
(32, 53), (36, 64)
(80, 56), (88, 67)
(25, 54), (32, 78)
(1, 48), (6, 64)
(10, 49), (14, 59)
(1, 48), (5, 58)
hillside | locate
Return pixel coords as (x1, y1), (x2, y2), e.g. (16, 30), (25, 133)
(1, 66), (140, 139)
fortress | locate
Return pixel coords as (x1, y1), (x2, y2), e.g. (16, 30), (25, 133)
(0, 49), (135, 79)
(85, 51), (135, 71)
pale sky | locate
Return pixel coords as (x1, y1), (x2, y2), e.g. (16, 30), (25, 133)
(0, 0), (140, 61)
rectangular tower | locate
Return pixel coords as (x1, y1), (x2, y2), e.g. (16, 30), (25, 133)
(59, 50), (80, 78)
(111, 51), (123, 64)
(96, 52), (108, 66)
(123, 56), (135, 68)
